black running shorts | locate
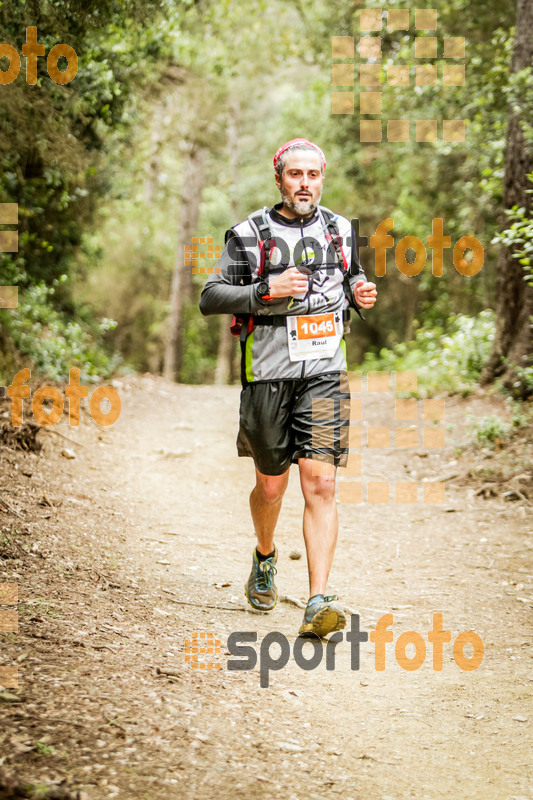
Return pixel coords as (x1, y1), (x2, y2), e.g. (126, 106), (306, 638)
(236, 371), (351, 476)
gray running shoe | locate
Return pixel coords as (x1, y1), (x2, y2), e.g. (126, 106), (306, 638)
(298, 594), (346, 637)
(244, 547), (278, 611)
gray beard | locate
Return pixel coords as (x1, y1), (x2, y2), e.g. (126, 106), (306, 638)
(280, 189), (322, 217)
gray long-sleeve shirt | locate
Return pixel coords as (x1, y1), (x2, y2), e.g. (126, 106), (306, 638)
(199, 204), (366, 382)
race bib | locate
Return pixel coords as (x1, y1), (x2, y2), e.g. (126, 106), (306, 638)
(287, 312), (343, 362)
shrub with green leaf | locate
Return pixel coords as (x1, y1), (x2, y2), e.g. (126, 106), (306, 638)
(359, 311), (496, 396)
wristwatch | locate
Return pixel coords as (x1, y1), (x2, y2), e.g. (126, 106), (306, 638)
(256, 279), (271, 301)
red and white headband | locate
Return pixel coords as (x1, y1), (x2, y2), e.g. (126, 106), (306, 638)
(273, 138), (327, 171)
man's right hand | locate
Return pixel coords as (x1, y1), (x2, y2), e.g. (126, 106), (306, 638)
(269, 267), (309, 299)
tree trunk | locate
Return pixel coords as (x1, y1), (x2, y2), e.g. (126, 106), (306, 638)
(215, 97), (240, 385)
(144, 103), (164, 206)
(481, 0), (533, 395)
(163, 145), (207, 382)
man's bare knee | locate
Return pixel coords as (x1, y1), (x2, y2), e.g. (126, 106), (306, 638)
(303, 474), (336, 503)
(255, 472), (288, 505)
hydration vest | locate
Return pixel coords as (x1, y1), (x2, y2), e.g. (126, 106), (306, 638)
(228, 205), (354, 339)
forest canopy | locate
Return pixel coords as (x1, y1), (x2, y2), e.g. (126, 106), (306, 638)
(0, 0), (531, 396)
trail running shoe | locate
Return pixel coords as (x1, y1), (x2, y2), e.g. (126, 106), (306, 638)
(244, 547), (278, 611)
(298, 594), (346, 637)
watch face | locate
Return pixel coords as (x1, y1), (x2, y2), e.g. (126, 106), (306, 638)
(258, 281), (269, 295)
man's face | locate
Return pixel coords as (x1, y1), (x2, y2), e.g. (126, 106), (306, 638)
(275, 150), (325, 218)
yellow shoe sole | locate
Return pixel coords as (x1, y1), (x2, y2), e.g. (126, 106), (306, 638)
(298, 604), (346, 637)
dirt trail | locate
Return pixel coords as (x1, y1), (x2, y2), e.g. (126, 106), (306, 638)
(1, 375), (532, 800)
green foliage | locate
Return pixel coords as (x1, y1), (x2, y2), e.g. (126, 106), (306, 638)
(466, 400), (532, 448)
(468, 414), (512, 445)
(34, 742), (58, 757)
(492, 174), (533, 285)
(512, 363), (533, 398)
(360, 311), (496, 396)
(0, 281), (119, 383)
(0, 0), (180, 377)
(179, 303), (220, 384)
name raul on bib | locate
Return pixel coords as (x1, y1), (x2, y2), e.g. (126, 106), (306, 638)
(287, 312), (343, 362)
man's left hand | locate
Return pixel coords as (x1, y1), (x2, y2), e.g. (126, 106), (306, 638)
(353, 280), (377, 309)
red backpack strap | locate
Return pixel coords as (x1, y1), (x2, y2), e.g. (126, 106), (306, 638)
(248, 208), (273, 278)
(318, 206), (348, 271)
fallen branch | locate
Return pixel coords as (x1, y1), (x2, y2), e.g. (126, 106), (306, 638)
(165, 598), (247, 611)
(0, 496), (23, 518)
(39, 426), (86, 447)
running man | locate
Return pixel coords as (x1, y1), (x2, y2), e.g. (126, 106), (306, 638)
(199, 138), (377, 636)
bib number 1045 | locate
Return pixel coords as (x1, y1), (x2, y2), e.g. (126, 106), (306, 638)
(297, 314), (335, 339)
